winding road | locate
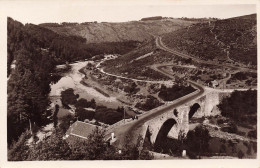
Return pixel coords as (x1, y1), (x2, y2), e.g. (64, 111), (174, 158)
(96, 57), (173, 84)
(101, 36), (256, 148)
(156, 37), (257, 73)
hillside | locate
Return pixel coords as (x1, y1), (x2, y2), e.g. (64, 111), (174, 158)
(161, 14), (257, 65)
(7, 18), (140, 76)
(102, 15), (257, 88)
(7, 17), (139, 145)
(40, 19), (199, 43)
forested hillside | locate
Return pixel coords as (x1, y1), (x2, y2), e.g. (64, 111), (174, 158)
(8, 18), (56, 145)
(8, 18), (139, 75)
(162, 14), (257, 65)
(7, 17), (138, 145)
(40, 18), (199, 43)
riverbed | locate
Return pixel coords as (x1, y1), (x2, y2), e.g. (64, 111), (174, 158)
(49, 59), (121, 118)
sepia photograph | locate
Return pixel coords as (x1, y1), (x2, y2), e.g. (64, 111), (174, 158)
(0, 0), (259, 167)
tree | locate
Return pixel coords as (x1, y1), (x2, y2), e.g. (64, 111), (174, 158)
(248, 129), (257, 139)
(27, 130), (72, 160)
(173, 109), (178, 117)
(237, 150), (244, 159)
(53, 104), (59, 128)
(69, 127), (109, 160)
(75, 108), (95, 121)
(90, 98), (96, 109)
(184, 126), (210, 158)
(219, 144), (227, 154)
(75, 98), (89, 108)
(8, 131), (31, 161)
(247, 144), (252, 155)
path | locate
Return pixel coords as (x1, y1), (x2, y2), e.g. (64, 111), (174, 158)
(156, 37), (257, 73)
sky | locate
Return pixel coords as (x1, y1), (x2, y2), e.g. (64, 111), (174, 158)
(0, 1), (257, 24)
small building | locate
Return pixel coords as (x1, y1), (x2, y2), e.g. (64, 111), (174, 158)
(210, 80), (219, 88)
(64, 121), (116, 145)
(64, 121), (103, 142)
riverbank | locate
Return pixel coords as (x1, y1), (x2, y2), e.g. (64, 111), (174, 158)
(49, 60), (122, 118)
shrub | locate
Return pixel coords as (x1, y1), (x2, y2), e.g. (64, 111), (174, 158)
(248, 129), (257, 139)
(236, 131), (246, 137)
(75, 108), (95, 121)
(75, 98), (89, 108)
(217, 119), (224, 125)
(246, 144), (252, 155)
(158, 85), (196, 101)
(61, 88), (78, 106)
(221, 123), (237, 134)
(94, 106), (123, 125)
(219, 144), (227, 153)
(237, 150), (244, 159)
(135, 95), (163, 111)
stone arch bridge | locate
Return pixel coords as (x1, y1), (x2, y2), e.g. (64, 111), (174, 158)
(138, 89), (231, 145)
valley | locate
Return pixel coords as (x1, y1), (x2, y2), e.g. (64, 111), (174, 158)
(7, 12), (257, 161)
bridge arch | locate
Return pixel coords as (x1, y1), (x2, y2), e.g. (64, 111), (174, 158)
(189, 103), (201, 119)
(154, 118), (177, 151)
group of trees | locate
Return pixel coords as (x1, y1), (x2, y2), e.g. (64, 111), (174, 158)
(8, 18), (57, 145)
(60, 88), (128, 125)
(135, 95), (163, 111)
(218, 90), (257, 138)
(184, 126), (211, 158)
(218, 90), (257, 125)
(8, 117), (153, 161)
(179, 17), (218, 22)
(123, 82), (140, 94)
(75, 105), (127, 125)
(158, 84), (196, 101)
(230, 71), (257, 81)
(61, 88), (79, 108)
(94, 106), (129, 125)
(140, 16), (163, 21)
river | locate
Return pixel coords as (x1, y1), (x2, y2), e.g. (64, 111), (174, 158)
(49, 59), (119, 118)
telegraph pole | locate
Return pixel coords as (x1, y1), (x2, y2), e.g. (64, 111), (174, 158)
(123, 108), (125, 124)
(222, 66), (225, 91)
(29, 119), (32, 135)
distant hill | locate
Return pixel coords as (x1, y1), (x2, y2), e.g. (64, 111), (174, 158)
(40, 19), (199, 43)
(7, 18), (140, 75)
(162, 14), (257, 65)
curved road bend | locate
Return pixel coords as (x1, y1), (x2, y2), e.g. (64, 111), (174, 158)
(96, 58), (171, 84)
(156, 37), (257, 73)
